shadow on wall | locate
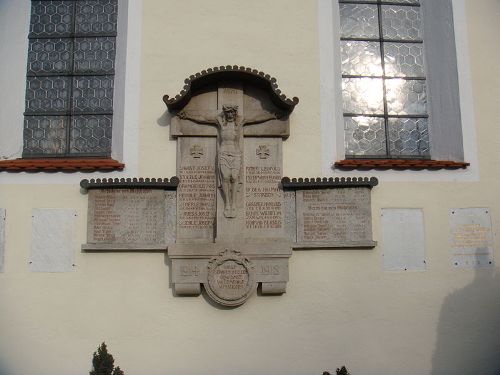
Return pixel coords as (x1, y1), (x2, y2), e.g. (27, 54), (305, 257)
(431, 259), (500, 375)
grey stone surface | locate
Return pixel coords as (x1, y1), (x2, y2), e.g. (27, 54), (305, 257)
(169, 241), (292, 303)
(171, 83), (218, 137)
(243, 85), (289, 138)
(295, 188), (376, 248)
(283, 191), (297, 243)
(31, 209), (76, 272)
(165, 190), (177, 245)
(170, 82), (290, 139)
(215, 83), (246, 238)
(0, 208), (5, 273)
(176, 137), (217, 243)
(83, 189), (169, 251)
(205, 249), (256, 307)
(243, 137), (284, 240)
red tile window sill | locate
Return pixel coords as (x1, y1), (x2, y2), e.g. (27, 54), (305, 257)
(0, 158), (124, 172)
(334, 159), (470, 171)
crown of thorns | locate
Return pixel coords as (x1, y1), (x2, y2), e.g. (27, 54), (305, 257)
(222, 105), (238, 112)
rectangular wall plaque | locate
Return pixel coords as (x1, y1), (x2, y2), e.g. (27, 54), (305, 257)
(381, 208), (426, 271)
(176, 137), (217, 243)
(295, 188), (375, 248)
(0, 208), (5, 272)
(83, 189), (171, 251)
(244, 138), (284, 240)
(450, 208), (494, 268)
(31, 208), (76, 272)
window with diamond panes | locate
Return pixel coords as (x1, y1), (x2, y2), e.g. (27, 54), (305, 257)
(23, 0), (117, 157)
(339, 0), (429, 158)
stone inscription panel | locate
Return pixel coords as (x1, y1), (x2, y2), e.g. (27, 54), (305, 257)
(296, 188), (373, 246)
(177, 137), (217, 241)
(244, 138), (284, 239)
(450, 208), (494, 268)
(210, 260), (249, 294)
(87, 189), (167, 247)
(206, 250), (256, 306)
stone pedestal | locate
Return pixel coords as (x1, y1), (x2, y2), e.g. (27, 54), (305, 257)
(169, 241), (292, 303)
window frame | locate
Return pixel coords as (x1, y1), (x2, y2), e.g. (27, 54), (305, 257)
(23, 0), (119, 158)
(318, 0), (478, 180)
(0, 0), (141, 180)
(339, 0), (431, 159)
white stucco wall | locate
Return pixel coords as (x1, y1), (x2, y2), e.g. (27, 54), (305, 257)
(0, 1), (499, 374)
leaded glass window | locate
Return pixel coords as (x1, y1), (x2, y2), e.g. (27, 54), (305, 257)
(339, 0), (430, 158)
(23, 0), (118, 157)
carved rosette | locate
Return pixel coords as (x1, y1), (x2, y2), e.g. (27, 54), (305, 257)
(205, 249), (256, 306)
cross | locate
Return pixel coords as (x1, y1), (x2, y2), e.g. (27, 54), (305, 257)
(190, 144), (204, 158)
(256, 145), (270, 159)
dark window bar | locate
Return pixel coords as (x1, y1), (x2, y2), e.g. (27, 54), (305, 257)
(27, 72), (115, 77)
(377, 1), (391, 155)
(342, 75), (426, 80)
(339, 0), (420, 6)
(28, 33), (117, 40)
(340, 37), (423, 44)
(24, 152), (111, 158)
(31, 0), (109, 3)
(25, 111), (114, 116)
(65, 0), (77, 154)
(343, 114), (429, 118)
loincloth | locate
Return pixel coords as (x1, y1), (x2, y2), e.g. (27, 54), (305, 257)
(218, 151), (242, 171)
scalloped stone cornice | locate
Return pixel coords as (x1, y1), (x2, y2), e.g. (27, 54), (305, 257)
(163, 65), (299, 112)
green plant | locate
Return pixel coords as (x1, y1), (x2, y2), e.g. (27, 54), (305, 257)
(323, 366), (351, 375)
(90, 342), (125, 375)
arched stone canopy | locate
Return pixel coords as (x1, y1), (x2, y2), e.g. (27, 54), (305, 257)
(163, 65), (299, 112)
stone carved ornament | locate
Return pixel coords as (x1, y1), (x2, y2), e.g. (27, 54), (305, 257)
(178, 105), (281, 218)
(164, 65), (299, 221)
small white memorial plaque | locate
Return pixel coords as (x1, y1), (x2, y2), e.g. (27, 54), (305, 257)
(381, 208), (426, 271)
(31, 208), (77, 273)
(450, 208), (494, 268)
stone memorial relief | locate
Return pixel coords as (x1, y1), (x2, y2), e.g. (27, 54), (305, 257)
(81, 178), (178, 251)
(282, 177), (378, 249)
(165, 66), (299, 305)
(176, 137), (217, 242)
(80, 66), (379, 307)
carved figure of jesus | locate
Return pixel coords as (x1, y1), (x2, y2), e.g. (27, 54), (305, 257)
(178, 105), (279, 218)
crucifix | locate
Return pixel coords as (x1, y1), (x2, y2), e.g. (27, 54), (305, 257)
(161, 68), (299, 305)
(170, 80), (291, 242)
(178, 103), (281, 218)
